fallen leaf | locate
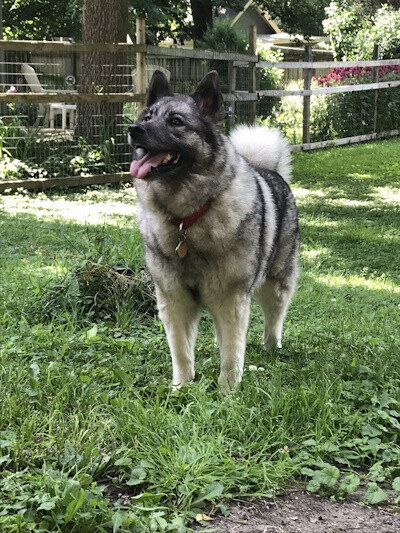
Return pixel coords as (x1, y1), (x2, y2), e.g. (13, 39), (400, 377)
(196, 513), (213, 522)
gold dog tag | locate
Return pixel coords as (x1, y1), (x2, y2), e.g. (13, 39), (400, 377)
(175, 241), (188, 258)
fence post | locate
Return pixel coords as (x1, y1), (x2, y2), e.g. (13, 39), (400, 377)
(136, 17), (146, 115)
(228, 60), (237, 129)
(302, 44), (313, 147)
(0, 0), (6, 115)
(372, 43), (381, 134)
(248, 25), (257, 124)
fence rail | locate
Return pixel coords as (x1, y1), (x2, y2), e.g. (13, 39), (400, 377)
(258, 58), (400, 69)
(0, 92), (145, 103)
(1, 20), (400, 191)
(0, 40), (146, 53)
(258, 80), (400, 97)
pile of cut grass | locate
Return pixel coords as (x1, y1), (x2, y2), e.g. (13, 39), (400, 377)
(40, 261), (156, 328)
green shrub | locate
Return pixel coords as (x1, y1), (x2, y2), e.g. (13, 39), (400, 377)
(257, 43), (283, 119)
(0, 116), (125, 181)
(262, 82), (303, 144)
(323, 1), (400, 60)
(310, 95), (335, 142)
(195, 18), (247, 53)
(0, 156), (48, 181)
(310, 67), (400, 141)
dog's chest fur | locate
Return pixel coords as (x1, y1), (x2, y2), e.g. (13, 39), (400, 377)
(134, 139), (281, 304)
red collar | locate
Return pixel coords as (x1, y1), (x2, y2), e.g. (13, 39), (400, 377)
(170, 201), (210, 230)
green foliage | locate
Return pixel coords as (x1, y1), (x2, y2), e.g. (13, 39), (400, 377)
(0, 467), (113, 530)
(257, 43), (283, 119)
(133, 0), (192, 42)
(364, 482), (388, 504)
(2, 0), (82, 41)
(0, 118), (124, 181)
(257, 0), (331, 37)
(40, 260), (157, 329)
(263, 84), (303, 144)
(266, 69), (400, 144)
(323, 1), (400, 60)
(133, 0), (244, 43)
(311, 73), (400, 141)
(195, 18), (247, 53)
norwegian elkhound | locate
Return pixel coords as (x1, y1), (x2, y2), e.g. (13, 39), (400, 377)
(129, 70), (300, 393)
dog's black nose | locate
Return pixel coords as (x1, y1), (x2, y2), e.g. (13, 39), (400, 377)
(129, 123), (145, 136)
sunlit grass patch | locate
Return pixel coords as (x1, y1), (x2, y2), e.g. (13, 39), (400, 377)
(310, 271), (399, 292)
(373, 186), (400, 204)
(0, 185), (138, 225)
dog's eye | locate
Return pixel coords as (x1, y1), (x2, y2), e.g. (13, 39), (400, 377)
(170, 116), (184, 126)
(143, 115), (152, 122)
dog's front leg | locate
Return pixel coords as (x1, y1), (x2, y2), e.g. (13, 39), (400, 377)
(156, 287), (201, 390)
(210, 293), (251, 394)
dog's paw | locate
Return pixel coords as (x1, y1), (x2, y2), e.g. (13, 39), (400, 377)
(218, 373), (241, 396)
(171, 376), (194, 393)
(262, 336), (282, 351)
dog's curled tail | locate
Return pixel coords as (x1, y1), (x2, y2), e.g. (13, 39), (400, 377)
(230, 125), (292, 183)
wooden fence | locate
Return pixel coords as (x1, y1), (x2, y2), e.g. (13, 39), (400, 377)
(1, 20), (400, 191)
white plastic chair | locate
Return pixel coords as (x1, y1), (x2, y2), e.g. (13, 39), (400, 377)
(21, 63), (76, 129)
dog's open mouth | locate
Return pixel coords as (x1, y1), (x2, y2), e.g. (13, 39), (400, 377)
(130, 148), (181, 179)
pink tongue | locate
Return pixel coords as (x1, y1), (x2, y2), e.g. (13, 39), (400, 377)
(130, 152), (168, 179)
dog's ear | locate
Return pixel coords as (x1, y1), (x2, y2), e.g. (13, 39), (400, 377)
(147, 70), (171, 107)
(191, 71), (224, 122)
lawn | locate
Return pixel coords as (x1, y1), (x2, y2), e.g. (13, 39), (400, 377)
(0, 139), (399, 531)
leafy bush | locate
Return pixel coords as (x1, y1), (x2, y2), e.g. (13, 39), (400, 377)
(311, 66), (400, 139)
(195, 18), (247, 53)
(263, 64), (400, 143)
(317, 65), (400, 87)
(0, 156), (48, 181)
(324, 1), (400, 60)
(262, 82), (303, 144)
(257, 43), (284, 119)
(0, 116), (125, 181)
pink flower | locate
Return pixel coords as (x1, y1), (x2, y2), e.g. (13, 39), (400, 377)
(7, 85), (17, 93)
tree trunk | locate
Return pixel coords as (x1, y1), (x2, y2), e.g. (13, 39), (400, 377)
(190, 0), (213, 41)
(76, 0), (129, 141)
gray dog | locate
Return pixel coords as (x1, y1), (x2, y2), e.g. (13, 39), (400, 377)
(129, 70), (300, 393)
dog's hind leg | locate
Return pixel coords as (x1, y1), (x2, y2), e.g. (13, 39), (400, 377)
(210, 293), (251, 395)
(254, 275), (296, 350)
(156, 287), (201, 390)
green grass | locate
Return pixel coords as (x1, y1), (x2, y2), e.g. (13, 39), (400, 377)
(0, 139), (400, 531)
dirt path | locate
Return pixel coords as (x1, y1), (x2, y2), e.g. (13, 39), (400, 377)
(199, 490), (400, 533)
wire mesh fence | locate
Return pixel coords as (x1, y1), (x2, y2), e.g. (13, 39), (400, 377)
(1, 36), (400, 190)
(0, 44), (140, 184)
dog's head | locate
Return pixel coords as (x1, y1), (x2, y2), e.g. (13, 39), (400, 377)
(129, 70), (224, 180)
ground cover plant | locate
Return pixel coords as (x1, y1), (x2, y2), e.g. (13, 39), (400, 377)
(0, 139), (399, 531)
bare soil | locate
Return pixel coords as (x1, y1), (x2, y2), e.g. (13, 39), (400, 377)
(197, 490), (400, 533)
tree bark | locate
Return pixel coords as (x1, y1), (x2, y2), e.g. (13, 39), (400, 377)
(190, 0), (213, 41)
(76, 0), (129, 141)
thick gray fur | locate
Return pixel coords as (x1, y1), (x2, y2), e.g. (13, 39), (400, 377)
(129, 70), (300, 393)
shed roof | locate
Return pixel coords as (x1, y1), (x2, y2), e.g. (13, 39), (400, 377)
(231, 1), (282, 35)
